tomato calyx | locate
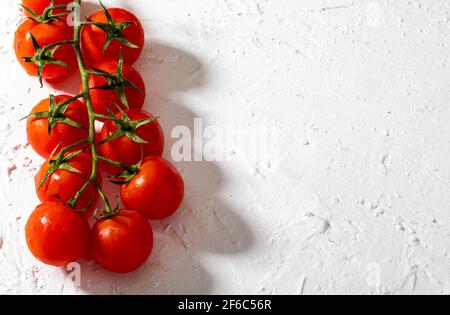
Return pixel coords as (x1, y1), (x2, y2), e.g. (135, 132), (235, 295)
(92, 182), (122, 220)
(21, 1), (71, 24)
(38, 148), (84, 189)
(96, 107), (159, 183)
(99, 106), (158, 146)
(108, 159), (142, 185)
(88, 52), (142, 108)
(84, 1), (140, 54)
(22, 33), (74, 86)
(94, 202), (121, 220)
(24, 94), (86, 134)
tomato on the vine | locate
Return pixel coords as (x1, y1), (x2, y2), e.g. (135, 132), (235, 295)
(121, 157), (184, 220)
(14, 18), (76, 83)
(21, 0), (73, 17)
(26, 202), (91, 266)
(81, 8), (144, 66)
(98, 109), (164, 174)
(27, 95), (89, 159)
(91, 210), (153, 273)
(86, 60), (146, 117)
(35, 152), (99, 213)
(17, 1), (185, 275)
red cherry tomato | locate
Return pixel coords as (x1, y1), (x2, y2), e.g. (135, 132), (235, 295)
(121, 157), (184, 220)
(27, 95), (89, 159)
(86, 60), (145, 117)
(26, 202), (91, 267)
(98, 109), (164, 174)
(14, 18), (76, 82)
(35, 152), (99, 213)
(21, 0), (73, 17)
(91, 210), (153, 273)
(81, 8), (144, 66)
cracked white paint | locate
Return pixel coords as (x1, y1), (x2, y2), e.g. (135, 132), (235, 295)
(1, 0), (450, 295)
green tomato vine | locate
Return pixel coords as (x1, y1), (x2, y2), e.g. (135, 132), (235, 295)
(23, 0), (151, 219)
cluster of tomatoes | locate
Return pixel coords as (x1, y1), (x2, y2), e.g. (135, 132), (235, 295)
(13, 0), (184, 273)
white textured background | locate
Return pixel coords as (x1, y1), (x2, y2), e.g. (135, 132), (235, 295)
(1, 0), (450, 295)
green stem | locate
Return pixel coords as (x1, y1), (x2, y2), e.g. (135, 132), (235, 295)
(98, 155), (137, 172)
(41, 40), (75, 53)
(68, 178), (92, 208)
(85, 70), (114, 77)
(54, 138), (89, 163)
(41, 4), (70, 20)
(94, 113), (122, 123)
(93, 180), (113, 213)
(69, 0), (113, 215)
(52, 93), (84, 113)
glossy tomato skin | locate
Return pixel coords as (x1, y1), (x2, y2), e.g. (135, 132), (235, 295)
(14, 18), (76, 82)
(26, 202), (91, 267)
(27, 95), (89, 159)
(121, 157), (184, 220)
(35, 152), (99, 213)
(86, 60), (146, 117)
(91, 210), (153, 273)
(22, 0), (73, 17)
(81, 8), (144, 66)
(98, 110), (164, 174)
